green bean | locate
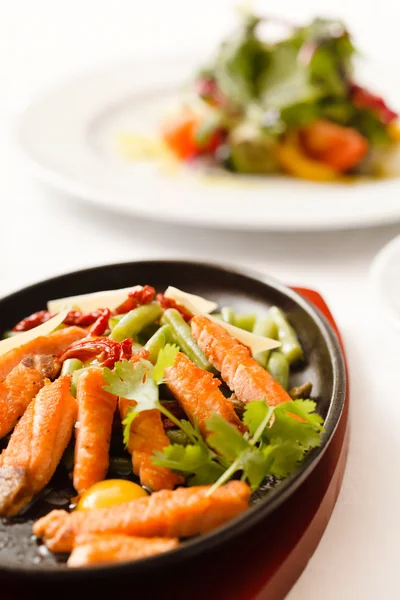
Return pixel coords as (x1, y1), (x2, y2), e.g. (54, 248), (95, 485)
(61, 358), (83, 377)
(166, 429), (191, 446)
(161, 308), (212, 371)
(289, 381), (313, 400)
(234, 313), (256, 332)
(267, 351), (289, 390)
(252, 313), (278, 367)
(221, 307), (235, 324)
(211, 313), (222, 320)
(269, 306), (303, 365)
(61, 359), (84, 396)
(71, 368), (86, 397)
(144, 324), (173, 364)
(110, 302), (162, 342)
(108, 314), (125, 329)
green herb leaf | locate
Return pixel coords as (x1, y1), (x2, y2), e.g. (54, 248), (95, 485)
(266, 400), (324, 450)
(242, 400), (270, 437)
(206, 414), (250, 461)
(152, 443), (225, 486)
(153, 343), (179, 384)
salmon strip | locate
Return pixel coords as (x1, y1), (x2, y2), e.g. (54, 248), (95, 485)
(0, 326), (86, 381)
(0, 355), (61, 439)
(68, 534), (179, 567)
(73, 368), (117, 495)
(191, 316), (291, 406)
(0, 376), (77, 516)
(33, 480), (250, 552)
(165, 352), (245, 435)
(119, 398), (183, 491)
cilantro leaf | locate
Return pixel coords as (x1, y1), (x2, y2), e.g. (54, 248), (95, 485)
(121, 410), (136, 446)
(242, 400), (270, 437)
(206, 414), (250, 461)
(153, 343), (179, 384)
(152, 441), (225, 486)
(238, 447), (274, 490)
(267, 441), (306, 478)
(266, 400), (324, 450)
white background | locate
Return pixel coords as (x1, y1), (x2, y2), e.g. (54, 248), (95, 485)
(1, 2), (400, 598)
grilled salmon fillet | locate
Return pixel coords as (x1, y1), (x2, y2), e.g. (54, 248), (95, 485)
(0, 326), (86, 381)
(119, 398), (182, 491)
(33, 480), (250, 552)
(165, 352), (245, 435)
(68, 534), (179, 567)
(191, 316), (291, 406)
(73, 368), (117, 495)
(0, 375), (77, 516)
(0, 355), (61, 439)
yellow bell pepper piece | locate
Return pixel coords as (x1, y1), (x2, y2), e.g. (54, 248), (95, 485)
(276, 132), (340, 182)
(387, 121), (400, 142)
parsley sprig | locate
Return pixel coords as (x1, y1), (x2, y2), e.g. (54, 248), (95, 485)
(103, 353), (324, 494)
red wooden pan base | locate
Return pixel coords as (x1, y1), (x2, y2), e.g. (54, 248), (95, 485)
(1, 289), (348, 600)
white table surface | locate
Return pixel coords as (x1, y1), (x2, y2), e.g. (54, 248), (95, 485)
(1, 2), (400, 598)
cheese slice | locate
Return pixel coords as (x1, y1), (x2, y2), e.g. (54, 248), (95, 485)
(164, 286), (280, 354)
(164, 286), (218, 315)
(48, 286), (142, 313)
(0, 310), (69, 357)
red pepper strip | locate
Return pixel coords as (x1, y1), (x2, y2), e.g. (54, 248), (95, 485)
(156, 294), (193, 322)
(59, 338), (134, 368)
(88, 309), (111, 336)
(350, 83), (398, 125)
(12, 285), (157, 332)
(114, 285), (156, 315)
(13, 308), (107, 332)
(13, 310), (55, 332)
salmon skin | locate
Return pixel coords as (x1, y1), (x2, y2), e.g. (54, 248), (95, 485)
(73, 368), (117, 495)
(0, 375), (77, 516)
(165, 352), (245, 435)
(0, 326), (86, 381)
(33, 480), (251, 553)
(191, 316), (292, 406)
(0, 354), (61, 439)
(119, 398), (182, 491)
(68, 534), (179, 567)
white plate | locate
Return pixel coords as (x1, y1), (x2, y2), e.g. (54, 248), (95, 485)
(15, 56), (400, 231)
(370, 235), (400, 331)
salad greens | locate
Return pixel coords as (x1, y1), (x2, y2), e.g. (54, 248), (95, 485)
(103, 350), (324, 493)
(162, 13), (399, 178)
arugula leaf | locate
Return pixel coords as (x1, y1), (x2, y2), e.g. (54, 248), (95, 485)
(153, 343), (179, 384)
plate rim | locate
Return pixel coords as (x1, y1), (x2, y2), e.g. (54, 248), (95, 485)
(0, 259), (346, 578)
(13, 57), (400, 232)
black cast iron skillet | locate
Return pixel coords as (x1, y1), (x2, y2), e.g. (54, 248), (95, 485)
(0, 260), (346, 586)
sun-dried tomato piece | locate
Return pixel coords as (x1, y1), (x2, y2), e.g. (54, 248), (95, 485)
(59, 338), (134, 369)
(351, 83), (398, 125)
(156, 294), (193, 322)
(13, 310), (55, 331)
(88, 309), (111, 336)
(114, 286), (156, 315)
